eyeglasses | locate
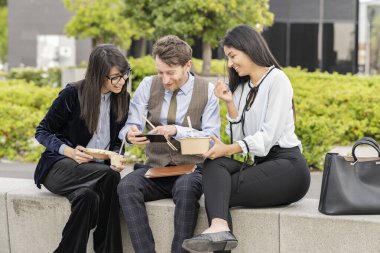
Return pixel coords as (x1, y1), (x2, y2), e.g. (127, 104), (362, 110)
(106, 72), (131, 86)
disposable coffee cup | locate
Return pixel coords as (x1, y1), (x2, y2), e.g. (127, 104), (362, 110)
(110, 154), (125, 167)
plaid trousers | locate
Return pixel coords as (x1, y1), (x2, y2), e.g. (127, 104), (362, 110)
(117, 165), (203, 253)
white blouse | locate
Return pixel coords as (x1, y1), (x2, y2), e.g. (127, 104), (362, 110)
(226, 67), (302, 160)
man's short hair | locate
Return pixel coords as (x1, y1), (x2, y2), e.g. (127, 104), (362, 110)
(152, 35), (192, 66)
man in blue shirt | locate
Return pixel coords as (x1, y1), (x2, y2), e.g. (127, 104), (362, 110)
(117, 35), (220, 253)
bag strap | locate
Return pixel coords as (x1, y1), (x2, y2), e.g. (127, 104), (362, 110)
(359, 137), (379, 148)
(352, 138), (380, 161)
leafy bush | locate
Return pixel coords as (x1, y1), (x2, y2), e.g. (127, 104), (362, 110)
(7, 67), (61, 87)
(192, 58), (226, 76)
(128, 56), (156, 91)
(0, 80), (60, 161)
(287, 68), (380, 168)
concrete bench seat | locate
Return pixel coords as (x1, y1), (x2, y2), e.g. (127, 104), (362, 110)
(1, 177), (380, 253)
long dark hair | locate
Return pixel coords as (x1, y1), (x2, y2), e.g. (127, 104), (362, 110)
(78, 44), (131, 134)
(221, 24), (280, 93)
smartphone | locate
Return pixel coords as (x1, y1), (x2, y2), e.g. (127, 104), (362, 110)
(136, 133), (167, 142)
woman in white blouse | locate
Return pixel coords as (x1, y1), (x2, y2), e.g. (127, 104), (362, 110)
(182, 24), (310, 252)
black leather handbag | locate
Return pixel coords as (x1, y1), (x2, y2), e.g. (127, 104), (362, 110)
(319, 137), (380, 215)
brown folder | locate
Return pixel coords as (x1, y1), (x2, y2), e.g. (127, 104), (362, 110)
(144, 164), (196, 178)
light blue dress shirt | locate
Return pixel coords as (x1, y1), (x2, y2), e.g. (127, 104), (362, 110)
(119, 73), (220, 141)
(59, 92), (111, 155)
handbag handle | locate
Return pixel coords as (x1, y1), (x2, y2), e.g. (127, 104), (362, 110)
(352, 138), (380, 161)
(358, 137), (379, 148)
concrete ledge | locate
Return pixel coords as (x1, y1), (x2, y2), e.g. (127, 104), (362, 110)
(2, 177), (380, 253)
(280, 199), (380, 253)
(0, 178), (34, 253)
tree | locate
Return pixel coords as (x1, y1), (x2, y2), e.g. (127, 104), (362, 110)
(123, 0), (157, 56)
(151, 0), (274, 75)
(63, 0), (135, 49)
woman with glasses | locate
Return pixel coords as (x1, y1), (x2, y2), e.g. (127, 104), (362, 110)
(182, 25), (310, 252)
(34, 44), (131, 253)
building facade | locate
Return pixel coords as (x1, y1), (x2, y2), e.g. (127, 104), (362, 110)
(263, 0), (359, 74)
(8, 0), (91, 69)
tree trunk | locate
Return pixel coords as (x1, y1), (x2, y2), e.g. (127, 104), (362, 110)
(202, 41), (212, 75)
(92, 37), (103, 49)
(130, 37), (146, 58)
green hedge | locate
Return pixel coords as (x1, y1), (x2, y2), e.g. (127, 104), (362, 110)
(7, 67), (61, 87)
(0, 80), (60, 161)
(2, 62), (380, 170)
(287, 67), (380, 168)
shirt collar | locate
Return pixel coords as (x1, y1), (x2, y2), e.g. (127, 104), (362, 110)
(101, 92), (111, 102)
(165, 72), (194, 96)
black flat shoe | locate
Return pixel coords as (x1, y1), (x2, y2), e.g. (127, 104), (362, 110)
(182, 231), (238, 252)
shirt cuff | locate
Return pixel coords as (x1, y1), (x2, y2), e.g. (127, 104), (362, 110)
(59, 144), (67, 155)
(118, 127), (129, 141)
(226, 113), (241, 123)
(236, 140), (248, 155)
(174, 125), (189, 140)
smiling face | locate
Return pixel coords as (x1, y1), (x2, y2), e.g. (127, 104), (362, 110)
(155, 56), (191, 91)
(101, 66), (126, 94)
(224, 46), (256, 77)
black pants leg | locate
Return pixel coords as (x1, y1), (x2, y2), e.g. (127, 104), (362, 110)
(43, 158), (122, 253)
(202, 146), (310, 220)
(117, 165), (202, 253)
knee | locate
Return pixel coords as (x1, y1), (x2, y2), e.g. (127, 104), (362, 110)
(104, 168), (121, 184)
(172, 176), (202, 202)
(117, 173), (143, 198)
(71, 188), (99, 209)
(203, 157), (225, 176)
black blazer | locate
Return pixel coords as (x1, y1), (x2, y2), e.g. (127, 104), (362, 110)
(34, 83), (129, 188)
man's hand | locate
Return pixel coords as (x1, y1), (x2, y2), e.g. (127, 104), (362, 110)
(149, 125), (177, 138)
(64, 145), (93, 164)
(127, 125), (150, 145)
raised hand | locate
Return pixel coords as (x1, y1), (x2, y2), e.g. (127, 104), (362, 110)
(214, 80), (233, 103)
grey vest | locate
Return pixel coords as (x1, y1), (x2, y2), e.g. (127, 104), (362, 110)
(145, 75), (209, 167)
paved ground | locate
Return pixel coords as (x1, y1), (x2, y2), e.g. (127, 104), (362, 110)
(0, 145), (377, 200)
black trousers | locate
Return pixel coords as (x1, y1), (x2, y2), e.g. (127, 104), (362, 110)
(117, 165), (203, 253)
(43, 158), (123, 253)
(203, 146), (310, 228)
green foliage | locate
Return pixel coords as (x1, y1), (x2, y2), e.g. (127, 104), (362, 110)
(123, 0), (156, 40)
(192, 58), (226, 76)
(128, 56), (156, 91)
(287, 67), (380, 168)
(0, 6), (7, 62)
(0, 80), (60, 161)
(152, 0), (273, 47)
(7, 67), (61, 87)
(63, 0), (135, 48)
